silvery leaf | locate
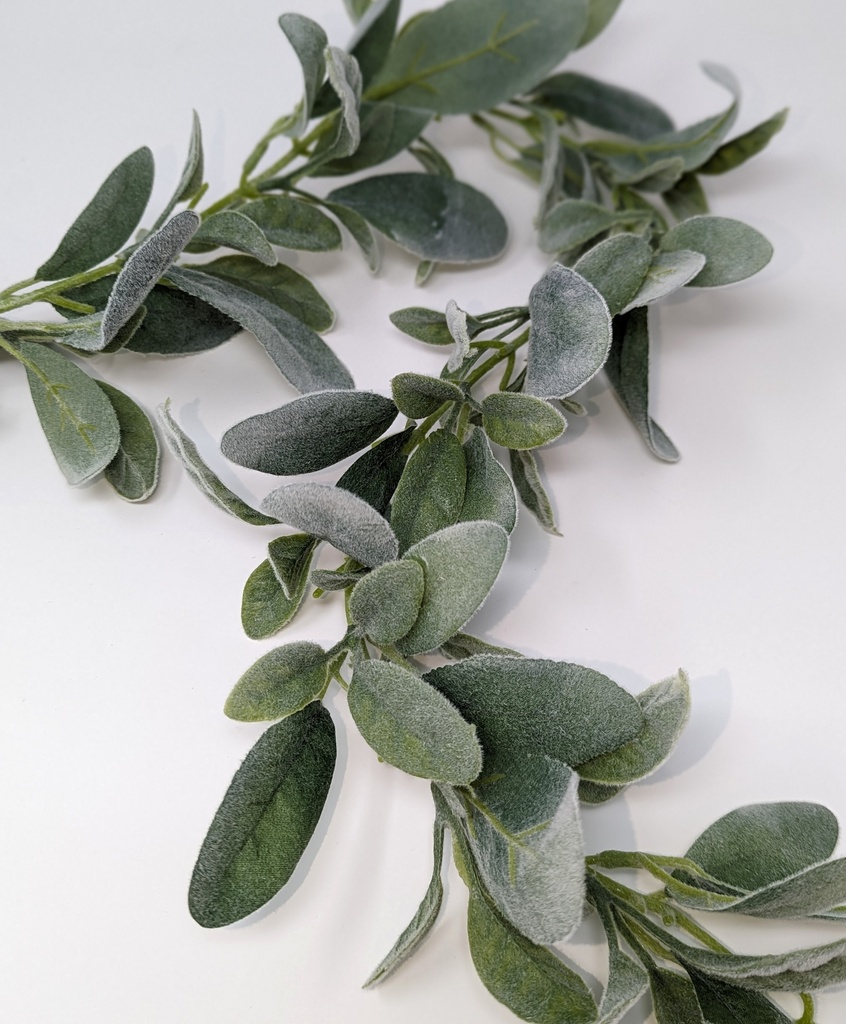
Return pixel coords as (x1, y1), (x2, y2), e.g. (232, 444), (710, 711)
(336, 427), (412, 515)
(509, 449), (560, 534)
(660, 216), (773, 287)
(700, 108), (789, 176)
(240, 196), (342, 252)
(190, 211), (277, 266)
(390, 429), (467, 553)
(445, 299), (472, 371)
(534, 71), (674, 140)
(225, 642), (329, 721)
(539, 199), (648, 253)
(278, 13), (328, 138)
(349, 559), (425, 645)
(458, 429), (517, 534)
(619, 250), (707, 313)
(482, 392), (566, 450)
(95, 381), (160, 502)
(574, 234), (653, 316)
(391, 372), (464, 419)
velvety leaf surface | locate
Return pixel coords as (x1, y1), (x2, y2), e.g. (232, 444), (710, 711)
(389, 306), (485, 346)
(619, 250), (707, 313)
(539, 199), (646, 253)
(660, 215), (773, 287)
(391, 429), (467, 552)
(188, 703), (336, 927)
(321, 200), (381, 272)
(391, 372), (464, 419)
(241, 559), (310, 639)
(336, 427), (412, 515)
(663, 172), (709, 222)
(278, 13), (328, 138)
(509, 449), (560, 535)
(191, 211), (277, 266)
(241, 196), (342, 252)
(587, 879), (649, 1024)
(95, 381), (160, 502)
(534, 71), (673, 140)
(459, 429), (517, 533)
(152, 110), (204, 229)
(225, 642), (329, 721)
(349, 559), (425, 645)
(482, 392), (566, 450)
(700, 108), (789, 176)
(267, 533), (319, 600)
(316, 102), (431, 175)
(574, 234), (653, 316)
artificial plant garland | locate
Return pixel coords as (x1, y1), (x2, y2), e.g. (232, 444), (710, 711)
(2, 1), (844, 1022)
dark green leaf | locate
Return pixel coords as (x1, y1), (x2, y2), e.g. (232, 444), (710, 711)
(660, 215), (773, 287)
(369, 0), (588, 116)
(389, 305), (485, 346)
(151, 111), (204, 230)
(166, 266), (354, 393)
(699, 108), (789, 176)
(482, 392), (566, 450)
(391, 372), (464, 419)
(267, 533), (319, 600)
(663, 173), (709, 222)
(579, 779), (624, 805)
(189, 703), (336, 928)
(240, 196), (342, 252)
(686, 967), (793, 1024)
(440, 632), (521, 660)
(221, 390), (397, 476)
(336, 427), (413, 515)
(190, 211), (277, 266)
(37, 147), (154, 280)
(390, 429), (467, 553)
(509, 449), (560, 534)
(586, 878), (649, 1023)
(346, 0), (401, 88)
(348, 660), (482, 784)
(327, 173), (507, 263)
(539, 199), (648, 253)
(315, 102), (431, 175)
(459, 428), (517, 533)
(578, 0), (624, 48)
(225, 642), (329, 721)
(349, 559), (425, 645)
(95, 381), (160, 502)
(278, 13), (328, 138)
(574, 233), (653, 316)
(321, 200), (381, 272)
(310, 566), (368, 591)
(241, 559), (309, 639)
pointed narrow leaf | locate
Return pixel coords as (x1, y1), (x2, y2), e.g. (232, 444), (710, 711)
(165, 266), (354, 392)
(261, 482), (398, 567)
(19, 341), (120, 485)
(686, 967), (793, 1024)
(318, 46), (363, 164)
(700, 108), (789, 176)
(157, 401), (276, 525)
(221, 390), (397, 476)
(660, 216), (773, 287)
(95, 381), (160, 502)
(587, 879), (649, 1024)
(574, 234), (653, 316)
(525, 263), (612, 399)
(482, 392), (566, 450)
(189, 703), (336, 928)
(348, 661), (482, 784)
(336, 427), (413, 515)
(241, 559), (309, 639)
(391, 429), (467, 553)
(278, 13), (328, 138)
(389, 305), (485, 346)
(37, 147), (155, 280)
(509, 449), (560, 535)
(349, 559), (425, 645)
(267, 533), (319, 600)
(534, 71), (673, 140)
(459, 429), (517, 533)
(321, 200), (381, 272)
(240, 196), (342, 252)
(225, 642), (329, 721)
(191, 211), (277, 266)
(328, 174), (507, 263)
(315, 102), (431, 175)
(619, 250), (707, 313)
(391, 372), (464, 419)
(446, 299), (471, 371)
(151, 111), (204, 230)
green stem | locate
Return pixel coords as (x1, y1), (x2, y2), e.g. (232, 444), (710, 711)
(378, 645), (416, 672)
(797, 993), (817, 1024)
(0, 276), (37, 297)
(0, 262), (120, 315)
(404, 403), (452, 452)
(464, 328), (529, 387)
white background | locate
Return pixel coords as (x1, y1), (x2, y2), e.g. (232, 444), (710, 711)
(1, 1), (845, 1021)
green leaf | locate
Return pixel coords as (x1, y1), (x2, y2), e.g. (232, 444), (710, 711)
(426, 656), (644, 769)
(225, 642), (329, 721)
(345, 0), (375, 19)
(189, 703), (336, 928)
(321, 200), (381, 272)
(586, 878), (649, 1023)
(165, 266), (354, 393)
(619, 250), (707, 313)
(313, 46), (363, 166)
(579, 779), (624, 805)
(349, 559), (425, 645)
(327, 173), (507, 263)
(685, 967), (794, 1024)
(605, 308), (680, 462)
(315, 102), (431, 175)
(346, 0), (401, 88)
(221, 390), (397, 476)
(534, 71), (673, 140)
(278, 13), (328, 138)
(369, 0), (588, 115)
(574, 234), (653, 316)
(200, 255), (334, 333)
(157, 400), (277, 526)
(660, 216), (773, 287)
(261, 482), (398, 567)
(336, 427), (413, 515)
(397, 521), (509, 654)
(364, 812), (445, 987)
(240, 196), (342, 252)
(578, 0), (624, 47)
(525, 263), (612, 399)
(445, 299), (472, 371)
(389, 305), (485, 346)
(577, 671), (691, 785)
(311, 566), (368, 591)
(19, 341), (120, 486)
(348, 661), (482, 784)
(95, 381), (160, 502)
(467, 889), (597, 1024)
(509, 449), (560, 535)
(151, 111), (204, 230)
(391, 372), (464, 419)
(700, 108), (789, 176)
(190, 211), (277, 266)
(663, 172), (709, 222)
(482, 392), (566, 450)
(459, 429), (517, 533)
(391, 429), (467, 553)
(241, 559), (309, 639)
(440, 632), (521, 660)
(539, 199), (648, 253)
(36, 147), (155, 280)
(267, 533), (319, 600)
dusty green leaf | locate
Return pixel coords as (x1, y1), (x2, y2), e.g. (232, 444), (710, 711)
(336, 427), (413, 515)
(225, 642), (329, 721)
(539, 199), (647, 253)
(574, 234), (652, 316)
(578, 0), (624, 48)
(391, 429), (467, 553)
(389, 306), (485, 346)
(327, 173), (507, 263)
(525, 263), (612, 399)
(700, 108), (789, 176)
(663, 173), (709, 222)
(190, 211), (277, 266)
(19, 341), (120, 486)
(241, 559), (308, 639)
(459, 428), (517, 533)
(349, 559), (425, 645)
(482, 392), (566, 450)
(188, 703), (336, 928)
(221, 390), (397, 476)
(317, 46), (363, 164)
(37, 147), (155, 280)
(391, 372), (464, 419)
(619, 250), (707, 313)
(587, 878), (649, 1023)
(151, 111), (204, 230)
(534, 71), (673, 140)
(240, 196), (342, 252)
(267, 533), (319, 600)
(445, 299), (471, 371)
(370, 0), (588, 116)
(579, 780), (624, 805)
(310, 566), (368, 591)
(440, 632), (521, 661)
(509, 449), (560, 535)
(348, 660), (482, 784)
(278, 13), (328, 138)
(95, 381), (160, 502)
(685, 967), (794, 1024)
(660, 215), (773, 287)
(398, 521), (509, 654)
(320, 200), (381, 272)
(315, 102), (431, 175)
(261, 481), (398, 567)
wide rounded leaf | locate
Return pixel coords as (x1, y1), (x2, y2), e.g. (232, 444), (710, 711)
(240, 196), (342, 252)
(391, 372), (464, 419)
(225, 642), (329, 721)
(574, 233), (653, 316)
(189, 703), (336, 928)
(348, 660), (482, 783)
(221, 390), (397, 475)
(95, 381), (160, 502)
(349, 559), (425, 645)
(481, 392), (566, 450)
(660, 215), (773, 287)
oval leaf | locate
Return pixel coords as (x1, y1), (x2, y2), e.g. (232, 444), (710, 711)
(349, 559), (425, 645)
(660, 215), (773, 287)
(95, 381), (160, 502)
(482, 392), (566, 450)
(278, 13), (328, 138)
(191, 211), (277, 266)
(225, 642), (329, 721)
(619, 250), (707, 313)
(241, 559), (309, 640)
(539, 199), (646, 253)
(459, 429), (517, 533)
(391, 429), (467, 553)
(534, 71), (673, 140)
(240, 196), (342, 252)
(391, 372), (464, 419)
(336, 427), (413, 515)
(574, 233), (653, 316)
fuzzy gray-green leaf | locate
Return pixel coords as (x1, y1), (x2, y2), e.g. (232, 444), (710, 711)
(157, 400), (276, 525)
(389, 306), (485, 346)
(398, 521), (509, 654)
(166, 266), (353, 393)
(391, 429), (467, 553)
(660, 216), (773, 287)
(336, 427), (412, 515)
(574, 234), (653, 316)
(370, 0), (588, 116)
(391, 372), (464, 419)
(349, 559), (424, 645)
(221, 390), (397, 476)
(95, 381), (160, 502)
(189, 703), (335, 928)
(20, 341), (120, 486)
(278, 13), (328, 138)
(578, 0), (624, 47)
(619, 250), (707, 313)
(241, 559), (308, 639)
(240, 196), (342, 252)
(262, 482), (398, 567)
(225, 642), (329, 721)
(267, 533), (319, 600)
(445, 299), (471, 371)
(534, 71), (673, 140)
(191, 211), (277, 266)
(509, 449), (560, 534)
(327, 174), (507, 263)
(482, 392), (566, 450)
(440, 632), (521, 661)
(37, 147), (154, 280)
(686, 968), (793, 1024)
(459, 429), (517, 533)
(321, 200), (381, 272)
(348, 661), (482, 784)
(151, 111), (204, 230)
(525, 263), (612, 399)
(318, 46), (363, 164)
(587, 878), (649, 1024)
(663, 173), (709, 222)
(539, 199), (647, 253)
(315, 102), (431, 176)
(700, 108), (789, 176)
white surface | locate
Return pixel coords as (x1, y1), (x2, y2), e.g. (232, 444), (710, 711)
(1, 1), (845, 1021)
